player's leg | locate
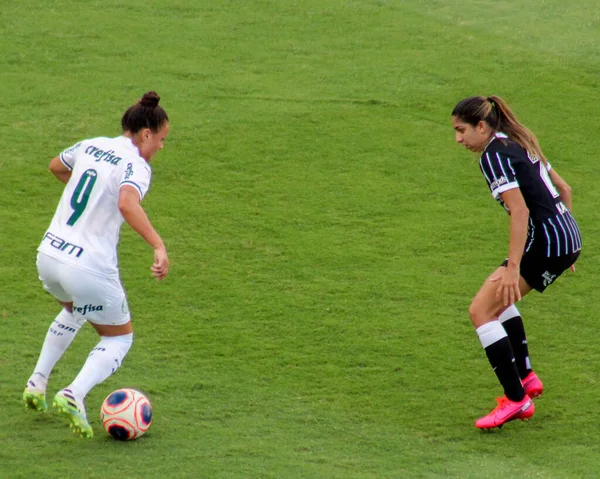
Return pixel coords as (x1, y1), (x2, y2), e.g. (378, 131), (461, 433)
(24, 303), (86, 411)
(24, 255), (86, 412)
(498, 249), (581, 400)
(498, 305), (531, 378)
(54, 323), (133, 439)
(498, 305), (543, 397)
(61, 321), (133, 405)
(53, 272), (133, 438)
(469, 266), (535, 428)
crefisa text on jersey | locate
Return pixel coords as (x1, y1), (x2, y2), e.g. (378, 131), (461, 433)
(43, 232), (84, 257)
(85, 145), (122, 165)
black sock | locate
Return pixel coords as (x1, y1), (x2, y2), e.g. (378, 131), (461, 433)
(501, 316), (532, 379)
(484, 337), (526, 402)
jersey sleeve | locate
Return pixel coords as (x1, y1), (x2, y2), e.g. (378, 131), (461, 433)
(479, 151), (519, 199)
(119, 159), (152, 201)
(59, 141), (84, 170)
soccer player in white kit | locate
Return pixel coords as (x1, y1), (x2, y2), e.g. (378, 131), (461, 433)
(23, 91), (170, 438)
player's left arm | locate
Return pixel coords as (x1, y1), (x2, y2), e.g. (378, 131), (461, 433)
(495, 188), (530, 305)
(49, 156), (72, 184)
(548, 168), (572, 211)
(548, 167), (576, 272)
(118, 186), (169, 280)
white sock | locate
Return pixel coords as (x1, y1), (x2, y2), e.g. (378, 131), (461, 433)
(29, 309), (85, 390)
(476, 321), (508, 348)
(67, 333), (133, 400)
(498, 305), (520, 323)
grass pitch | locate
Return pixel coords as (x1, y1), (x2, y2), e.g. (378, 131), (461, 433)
(1, 1), (600, 478)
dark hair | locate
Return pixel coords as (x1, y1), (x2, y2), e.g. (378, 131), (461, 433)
(121, 91), (169, 133)
(452, 95), (547, 163)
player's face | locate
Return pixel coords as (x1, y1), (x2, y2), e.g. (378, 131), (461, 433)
(451, 116), (491, 152)
(139, 122), (170, 162)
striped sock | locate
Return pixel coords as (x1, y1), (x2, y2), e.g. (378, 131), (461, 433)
(499, 305), (532, 379)
(477, 321), (526, 401)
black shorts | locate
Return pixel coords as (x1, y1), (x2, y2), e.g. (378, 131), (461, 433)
(501, 250), (580, 293)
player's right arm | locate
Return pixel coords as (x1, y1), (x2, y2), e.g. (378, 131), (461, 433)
(51, 140), (85, 183)
(118, 186), (169, 280)
(49, 156), (72, 184)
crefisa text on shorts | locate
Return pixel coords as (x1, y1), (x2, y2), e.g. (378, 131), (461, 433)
(73, 304), (104, 315)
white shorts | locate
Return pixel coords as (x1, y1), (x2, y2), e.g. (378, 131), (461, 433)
(36, 253), (131, 326)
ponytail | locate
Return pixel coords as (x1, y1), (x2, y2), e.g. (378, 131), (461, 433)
(487, 95), (546, 164)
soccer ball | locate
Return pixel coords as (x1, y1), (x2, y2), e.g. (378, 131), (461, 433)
(100, 388), (152, 440)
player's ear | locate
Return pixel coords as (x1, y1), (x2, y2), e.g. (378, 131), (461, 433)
(141, 128), (152, 141)
(476, 120), (488, 134)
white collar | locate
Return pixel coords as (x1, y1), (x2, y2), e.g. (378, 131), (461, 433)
(485, 131), (507, 149)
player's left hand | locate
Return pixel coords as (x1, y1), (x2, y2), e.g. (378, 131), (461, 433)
(151, 246), (169, 280)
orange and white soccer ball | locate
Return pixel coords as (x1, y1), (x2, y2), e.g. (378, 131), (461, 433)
(100, 388), (153, 440)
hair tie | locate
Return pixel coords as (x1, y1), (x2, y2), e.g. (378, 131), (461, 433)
(487, 97), (496, 108)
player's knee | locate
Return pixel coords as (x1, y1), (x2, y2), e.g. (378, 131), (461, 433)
(468, 303), (487, 327)
(115, 333), (133, 360)
(101, 333), (133, 360)
(115, 332), (133, 349)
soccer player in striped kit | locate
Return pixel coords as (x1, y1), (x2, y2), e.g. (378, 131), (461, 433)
(451, 96), (581, 429)
(23, 91), (170, 438)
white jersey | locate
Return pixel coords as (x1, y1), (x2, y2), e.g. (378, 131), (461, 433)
(38, 136), (152, 277)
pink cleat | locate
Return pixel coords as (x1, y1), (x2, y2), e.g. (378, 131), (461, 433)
(522, 371), (544, 398)
(475, 395), (534, 429)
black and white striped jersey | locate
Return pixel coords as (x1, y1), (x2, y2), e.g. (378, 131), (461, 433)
(479, 133), (582, 258)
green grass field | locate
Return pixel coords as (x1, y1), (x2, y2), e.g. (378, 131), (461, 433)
(2, 1), (600, 477)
